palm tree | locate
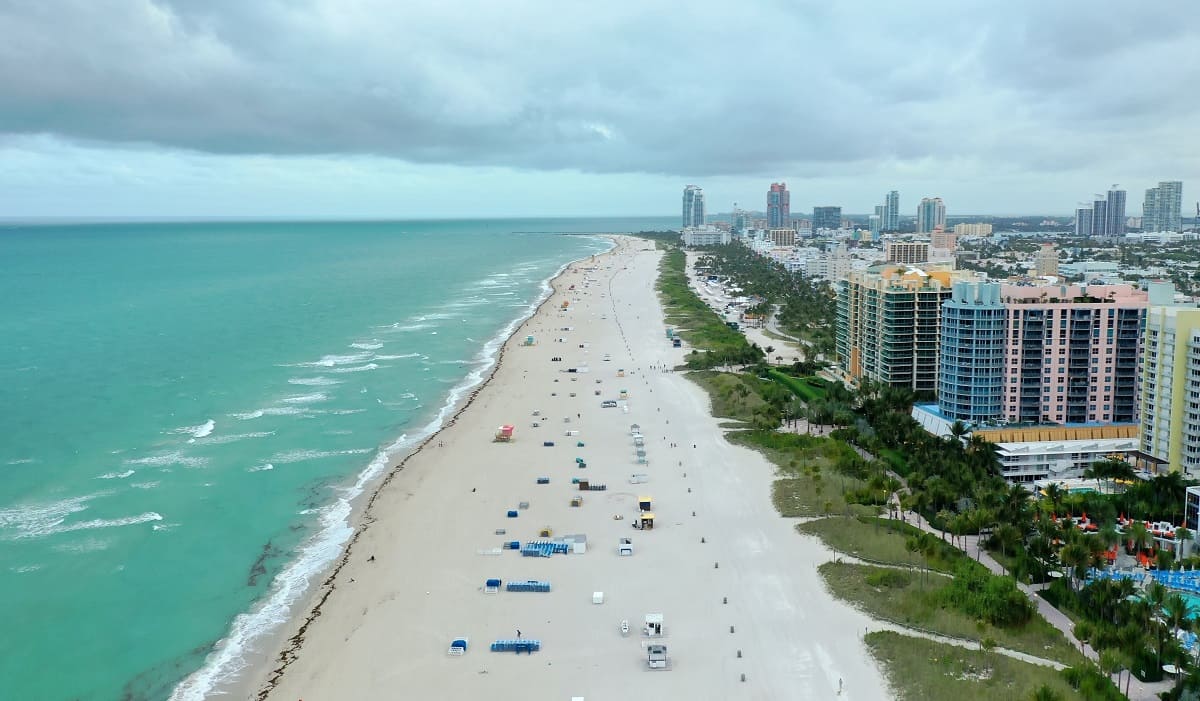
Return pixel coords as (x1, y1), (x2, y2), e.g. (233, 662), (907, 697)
(1060, 542), (1090, 591)
(1128, 521), (1150, 556)
(1043, 483), (1065, 516)
(1177, 526), (1193, 559)
(949, 420), (970, 443)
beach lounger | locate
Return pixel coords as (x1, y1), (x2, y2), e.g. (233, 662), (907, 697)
(448, 637), (469, 655)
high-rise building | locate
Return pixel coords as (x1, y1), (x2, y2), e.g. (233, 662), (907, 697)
(1075, 206), (1094, 238)
(953, 223), (993, 236)
(836, 265), (976, 392)
(931, 231), (958, 250)
(869, 211), (882, 237)
(1144, 181), (1184, 232)
(1033, 244), (1059, 277)
(1001, 285), (1145, 424)
(732, 207), (748, 235)
(1106, 186), (1127, 239)
(1143, 188), (1158, 232)
(682, 185), (705, 228)
(938, 282), (1007, 423)
(1140, 306), (1200, 474)
(767, 183), (790, 229)
(885, 242), (930, 264)
(813, 206), (842, 232)
(768, 228), (796, 247)
(884, 191), (900, 231)
(935, 283), (1147, 428)
(1091, 196), (1108, 239)
(916, 197), (946, 234)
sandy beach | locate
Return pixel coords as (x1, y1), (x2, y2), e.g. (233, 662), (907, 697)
(247, 236), (890, 700)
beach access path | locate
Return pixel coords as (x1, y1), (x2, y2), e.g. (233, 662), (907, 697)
(254, 237), (890, 700)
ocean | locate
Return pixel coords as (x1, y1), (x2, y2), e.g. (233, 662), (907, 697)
(0, 217), (671, 701)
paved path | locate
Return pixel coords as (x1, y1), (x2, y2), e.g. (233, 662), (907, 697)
(897, 510), (1172, 700)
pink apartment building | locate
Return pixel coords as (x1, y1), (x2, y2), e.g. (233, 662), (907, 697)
(999, 284), (1145, 425)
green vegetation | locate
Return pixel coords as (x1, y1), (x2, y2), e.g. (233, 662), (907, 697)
(865, 631), (1098, 701)
(823, 563), (1084, 666)
(655, 248), (762, 369)
(764, 368), (828, 403)
(798, 516), (965, 573)
(725, 431), (886, 517)
(694, 244), (836, 355)
(688, 371), (788, 429)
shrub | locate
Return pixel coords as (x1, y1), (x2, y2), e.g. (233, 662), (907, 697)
(940, 562), (1034, 627)
(865, 569), (911, 588)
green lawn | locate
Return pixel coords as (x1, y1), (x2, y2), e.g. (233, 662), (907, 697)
(766, 369), (829, 403)
(865, 631), (1088, 701)
(878, 447), (910, 474)
(822, 562), (1087, 667)
(797, 515), (964, 573)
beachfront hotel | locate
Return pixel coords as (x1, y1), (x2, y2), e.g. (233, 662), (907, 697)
(911, 282), (1149, 482)
(1140, 306), (1200, 475)
(835, 264), (981, 393)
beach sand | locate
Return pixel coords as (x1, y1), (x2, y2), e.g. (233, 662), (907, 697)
(247, 236), (890, 700)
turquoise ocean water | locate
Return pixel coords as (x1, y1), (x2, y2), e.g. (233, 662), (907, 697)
(0, 218), (670, 701)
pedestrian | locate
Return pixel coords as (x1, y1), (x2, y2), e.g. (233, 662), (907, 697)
(517, 629), (522, 638)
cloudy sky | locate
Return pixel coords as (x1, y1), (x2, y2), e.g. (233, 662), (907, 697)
(1, 0), (1197, 218)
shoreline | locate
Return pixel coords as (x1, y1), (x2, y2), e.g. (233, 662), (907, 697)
(186, 238), (616, 701)
(249, 235), (890, 700)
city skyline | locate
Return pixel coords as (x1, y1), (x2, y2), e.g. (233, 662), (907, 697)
(0, 2), (1197, 218)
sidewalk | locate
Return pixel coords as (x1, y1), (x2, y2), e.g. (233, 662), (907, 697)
(898, 510), (1172, 701)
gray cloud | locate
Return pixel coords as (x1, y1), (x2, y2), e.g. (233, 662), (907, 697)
(0, 0), (1197, 179)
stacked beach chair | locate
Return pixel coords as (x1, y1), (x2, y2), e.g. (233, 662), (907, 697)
(490, 639), (541, 654)
(505, 579), (552, 592)
(521, 540), (570, 557)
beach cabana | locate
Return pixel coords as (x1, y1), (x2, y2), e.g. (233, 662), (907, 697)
(447, 637), (469, 655)
(484, 579), (501, 594)
(638, 512), (655, 530)
(494, 425), (514, 442)
(638, 496), (652, 512)
(643, 613), (664, 637)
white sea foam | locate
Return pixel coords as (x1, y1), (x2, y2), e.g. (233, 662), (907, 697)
(377, 322), (431, 332)
(331, 409), (366, 415)
(287, 376), (342, 387)
(281, 392), (328, 404)
(168, 247), (613, 701)
(269, 448), (371, 464)
(196, 431), (275, 446)
(0, 492), (162, 540)
(248, 463), (274, 472)
(370, 353), (419, 361)
(97, 470), (136, 480)
(174, 419), (216, 439)
(125, 452), (209, 468)
(130, 482), (160, 490)
(289, 351), (374, 368)
(10, 564), (43, 573)
(53, 537), (112, 554)
(230, 407), (308, 421)
(349, 341), (383, 350)
(329, 363), (379, 374)
(6, 458), (35, 466)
